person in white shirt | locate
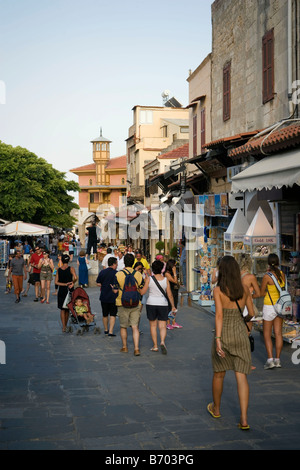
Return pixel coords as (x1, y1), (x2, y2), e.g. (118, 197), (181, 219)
(117, 250), (125, 271)
(102, 248), (114, 269)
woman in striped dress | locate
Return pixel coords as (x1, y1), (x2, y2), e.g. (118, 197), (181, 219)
(208, 256), (255, 430)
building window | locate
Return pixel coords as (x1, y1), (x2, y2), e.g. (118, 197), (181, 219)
(139, 110), (153, 124)
(193, 114), (197, 157)
(262, 28), (274, 104)
(89, 179), (93, 185)
(121, 190), (127, 204)
(122, 178), (125, 184)
(162, 125), (168, 137)
(101, 143), (106, 151)
(223, 62), (231, 121)
(90, 192), (99, 203)
(200, 107), (206, 154)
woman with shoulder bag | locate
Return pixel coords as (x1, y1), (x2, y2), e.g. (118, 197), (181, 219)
(260, 253), (285, 370)
(208, 256), (255, 431)
(55, 254), (77, 333)
(140, 260), (176, 354)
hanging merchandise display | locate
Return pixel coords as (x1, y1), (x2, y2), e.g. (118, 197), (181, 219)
(0, 240), (9, 270)
(191, 194), (229, 305)
(224, 208), (249, 260)
(278, 208), (300, 343)
(243, 207), (277, 281)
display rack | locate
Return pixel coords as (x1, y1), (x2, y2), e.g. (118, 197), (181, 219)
(192, 232), (214, 305)
(243, 207), (277, 279)
(254, 319), (300, 343)
(193, 216), (229, 306)
(280, 213), (300, 322)
(0, 240), (9, 270)
(224, 208), (249, 260)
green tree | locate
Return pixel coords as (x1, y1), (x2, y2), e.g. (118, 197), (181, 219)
(0, 141), (80, 228)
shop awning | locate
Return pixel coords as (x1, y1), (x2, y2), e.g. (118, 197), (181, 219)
(231, 149), (300, 193)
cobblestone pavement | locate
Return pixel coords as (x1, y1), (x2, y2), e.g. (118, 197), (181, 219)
(0, 268), (300, 452)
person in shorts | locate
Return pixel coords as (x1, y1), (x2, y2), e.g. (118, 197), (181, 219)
(141, 260), (176, 355)
(30, 246), (44, 302)
(115, 254), (144, 356)
(96, 256), (118, 337)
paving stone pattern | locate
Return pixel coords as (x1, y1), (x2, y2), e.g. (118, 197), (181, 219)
(0, 269), (300, 450)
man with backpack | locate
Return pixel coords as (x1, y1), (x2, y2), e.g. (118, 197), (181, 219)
(115, 253), (144, 356)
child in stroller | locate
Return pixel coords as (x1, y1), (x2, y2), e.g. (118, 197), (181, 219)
(67, 287), (100, 335)
(74, 298), (94, 324)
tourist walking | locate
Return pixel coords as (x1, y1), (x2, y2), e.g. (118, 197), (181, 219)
(9, 250), (27, 303)
(96, 257), (118, 336)
(260, 253), (286, 370)
(55, 254), (77, 333)
(208, 255), (255, 430)
(141, 260), (176, 355)
(38, 249), (54, 304)
(115, 254), (144, 356)
(30, 246), (44, 302)
(77, 250), (89, 287)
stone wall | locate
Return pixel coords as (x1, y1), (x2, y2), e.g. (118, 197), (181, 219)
(211, 0), (289, 140)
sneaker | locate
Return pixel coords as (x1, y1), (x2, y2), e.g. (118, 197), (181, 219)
(166, 324), (173, 330)
(274, 359), (282, 368)
(264, 359), (275, 370)
(172, 322), (183, 328)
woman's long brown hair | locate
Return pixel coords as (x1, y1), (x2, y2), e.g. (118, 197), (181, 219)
(217, 255), (244, 301)
(267, 253), (282, 283)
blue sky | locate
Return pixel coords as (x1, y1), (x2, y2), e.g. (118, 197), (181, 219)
(0, 0), (213, 181)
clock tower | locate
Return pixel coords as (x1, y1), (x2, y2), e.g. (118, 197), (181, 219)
(91, 128), (111, 186)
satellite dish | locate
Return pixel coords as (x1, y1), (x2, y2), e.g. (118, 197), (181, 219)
(161, 90), (171, 98)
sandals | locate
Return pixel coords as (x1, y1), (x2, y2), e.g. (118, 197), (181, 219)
(160, 344), (167, 355)
(150, 347), (159, 352)
(207, 404), (249, 429)
(207, 403), (221, 419)
(238, 423), (250, 430)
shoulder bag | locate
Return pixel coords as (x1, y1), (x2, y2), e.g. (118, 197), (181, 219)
(236, 300), (254, 352)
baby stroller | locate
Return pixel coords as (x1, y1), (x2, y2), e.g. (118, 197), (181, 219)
(67, 287), (101, 335)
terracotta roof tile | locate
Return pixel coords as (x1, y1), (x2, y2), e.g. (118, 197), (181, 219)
(70, 163), (96, 172)
(105, 155), (126, 169)
(205, 131), (260, 149)
(228, 122), (300, 158)
(158, 143), (189, 159)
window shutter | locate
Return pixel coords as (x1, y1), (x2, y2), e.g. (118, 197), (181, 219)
(262, 29), (274, 103)
(200, 107), (206, 154)
(193, 114), (197, 157)
(223, 63), (231, 121)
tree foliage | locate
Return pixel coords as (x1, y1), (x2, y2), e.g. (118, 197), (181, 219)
(0, 141), (80, 228)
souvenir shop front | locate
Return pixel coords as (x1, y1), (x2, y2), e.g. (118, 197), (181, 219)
(231, 152), (300, 343)
(187, 193), (230, 304)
